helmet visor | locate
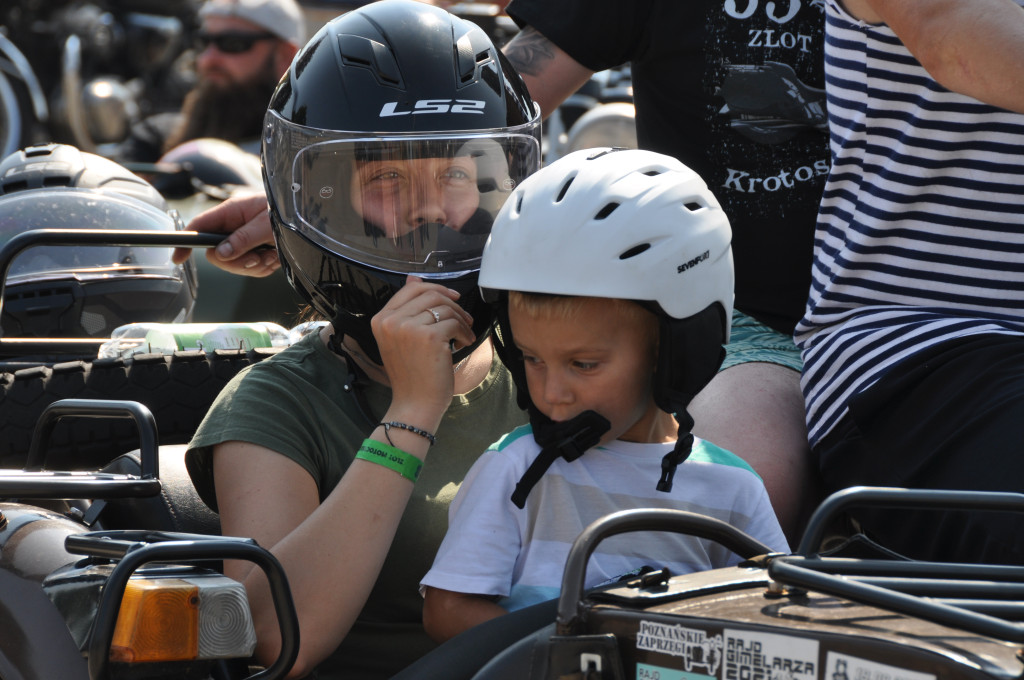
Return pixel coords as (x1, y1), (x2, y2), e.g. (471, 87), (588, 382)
(0, 190), (186, 285)
(264, 112), (541, 277)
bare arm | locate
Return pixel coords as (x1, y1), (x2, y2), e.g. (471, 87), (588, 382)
(846, 0), (1024, 112)
(502, 26), (594, 120)
(217, 442), (422, 678)
(422, 586), (507, 643)
(215, 278), (478, 678)
(172, 191), (280, 276)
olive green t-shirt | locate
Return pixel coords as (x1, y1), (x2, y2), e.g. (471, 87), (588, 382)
(185, 331), (525, 679)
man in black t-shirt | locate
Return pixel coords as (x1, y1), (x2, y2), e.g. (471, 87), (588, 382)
(502, 0), (828, 541)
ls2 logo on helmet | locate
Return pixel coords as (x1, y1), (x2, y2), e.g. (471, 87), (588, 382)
(379, 100), (486, 117)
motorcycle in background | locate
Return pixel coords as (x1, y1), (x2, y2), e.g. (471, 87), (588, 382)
(0, 0), (200, 158)
(544, 64), (636, 163)
(443, 2), (638, 163)
(0, 28), (48, 160)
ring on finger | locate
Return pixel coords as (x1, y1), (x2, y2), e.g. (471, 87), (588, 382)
(428, 308), (441, 324)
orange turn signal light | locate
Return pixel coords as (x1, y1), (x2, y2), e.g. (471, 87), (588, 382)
(110, 574), (255, 663)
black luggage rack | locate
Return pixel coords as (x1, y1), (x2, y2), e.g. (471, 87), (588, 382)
(0, 228), (222, 363)
(558, 487), (1024, 643)
(771, 487), (1024, 642)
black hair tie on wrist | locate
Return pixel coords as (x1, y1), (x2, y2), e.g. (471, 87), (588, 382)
(378, 421), (437, 446)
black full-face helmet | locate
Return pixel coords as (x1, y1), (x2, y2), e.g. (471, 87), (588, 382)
(0, 143), (198, 338)
(263, 0), (541, 363)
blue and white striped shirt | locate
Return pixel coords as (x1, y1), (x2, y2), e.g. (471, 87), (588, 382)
(795, 0), (1024, 446)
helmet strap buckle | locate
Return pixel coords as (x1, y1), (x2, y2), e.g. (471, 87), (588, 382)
(657, 432), (694, 493)
(510, 408), (610, 509)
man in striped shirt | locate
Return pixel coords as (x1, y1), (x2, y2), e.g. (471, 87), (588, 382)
(796, 0), (1024, 563)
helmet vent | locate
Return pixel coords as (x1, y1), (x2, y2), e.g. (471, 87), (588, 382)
(9, 284), (75, 304)
(339, 35), (402, 87)
(44, 176), (72, 187)
(459, 51), (491, 83)
(585, 148), (617, 161)
(80, 309), (108, 335)
(684, 201), (705, 212)
(593, 202), (620, 220)
(642, 170), (663, 176)
(619, 243), (651, 260)
(555, 176), (575, 203)
(455, 32), (495, 84)
(1, 180), (29, 193)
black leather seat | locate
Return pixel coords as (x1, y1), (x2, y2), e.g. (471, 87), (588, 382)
(98, 444), (220, 535)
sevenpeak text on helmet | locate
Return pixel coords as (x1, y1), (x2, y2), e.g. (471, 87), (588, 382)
(380, 100), (487, 117)
(677, 250), (710, 274)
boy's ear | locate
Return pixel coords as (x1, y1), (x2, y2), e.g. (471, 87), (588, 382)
(652, 304), (726, 418)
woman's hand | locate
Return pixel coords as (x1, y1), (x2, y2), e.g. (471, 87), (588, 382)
(172, 191), (280, 276)
(372, 276), (477, 420)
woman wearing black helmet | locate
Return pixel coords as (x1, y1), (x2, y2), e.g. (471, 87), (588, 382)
(182, 2), (541, 678)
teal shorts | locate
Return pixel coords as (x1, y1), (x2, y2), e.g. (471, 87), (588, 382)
(720, 309), (803, 373)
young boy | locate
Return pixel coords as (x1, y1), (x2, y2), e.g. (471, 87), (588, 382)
(419, 148), (790, 642)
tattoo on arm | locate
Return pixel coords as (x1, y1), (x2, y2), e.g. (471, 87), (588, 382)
(503, 27), (557, 77)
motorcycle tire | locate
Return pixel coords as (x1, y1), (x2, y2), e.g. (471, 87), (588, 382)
(0, 348), (280, 471)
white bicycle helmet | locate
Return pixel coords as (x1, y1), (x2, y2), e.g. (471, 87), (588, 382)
(479, 147), (734, 502)
(481, 147), (732, 325)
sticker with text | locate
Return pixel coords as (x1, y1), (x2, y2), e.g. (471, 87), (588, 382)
(637, 620), (723, 676)
(723, 629), (818, 680)
(824, 652), (935, 680)
(637, 661), (716, 680)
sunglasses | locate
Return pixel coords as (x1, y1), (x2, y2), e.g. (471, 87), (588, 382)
(196, 31), (278, 54)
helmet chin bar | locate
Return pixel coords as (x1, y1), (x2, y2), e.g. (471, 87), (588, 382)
(329, 306), (493, 368)
(272, 209), (495, 368)
(362, 208), (494, 244)
(330, 307), (383, 365)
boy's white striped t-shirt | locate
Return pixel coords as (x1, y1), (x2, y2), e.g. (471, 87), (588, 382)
(420, 426), (789, 612)
(795, 0), (1024, 446)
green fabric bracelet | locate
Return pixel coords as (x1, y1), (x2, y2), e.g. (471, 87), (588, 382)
(356, 439), (422, 483)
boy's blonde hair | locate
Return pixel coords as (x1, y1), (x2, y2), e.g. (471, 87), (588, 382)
(508, 291), (659, 356)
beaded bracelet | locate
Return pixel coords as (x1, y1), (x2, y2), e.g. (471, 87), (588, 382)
(356, 439), (422, 483)
(378, 421), (437, 446)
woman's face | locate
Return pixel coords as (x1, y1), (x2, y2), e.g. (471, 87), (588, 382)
(351, 155), (481, 238)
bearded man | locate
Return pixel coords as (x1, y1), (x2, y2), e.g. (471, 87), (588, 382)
(116, 0), (305, 163)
